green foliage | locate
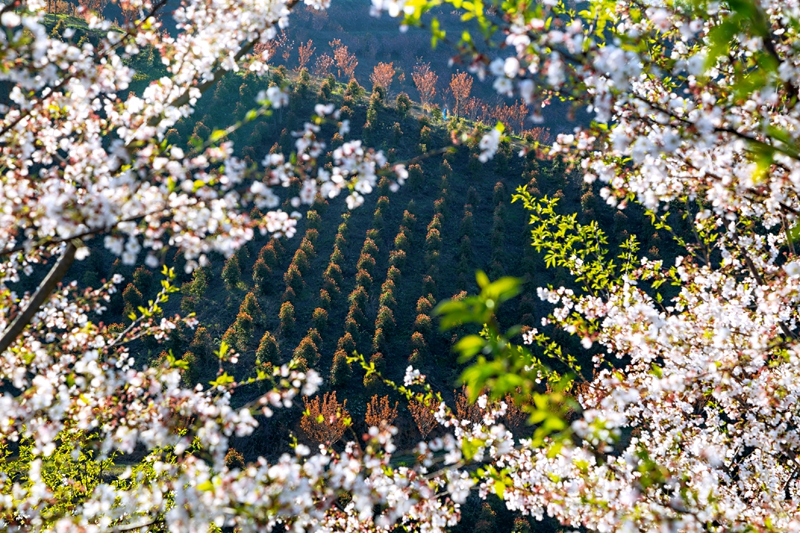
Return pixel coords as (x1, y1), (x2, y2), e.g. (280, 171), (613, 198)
(312, 307), (328, 331)
(222, 254), (242, 290)
(396, 92), (411, 117)
(435, 272), (576, 446)
(253, 258), (272, 294)
(240, 291), (264, 325)
(294, 336), (320, 366)
(330, 349), (352, 386)
(279, 301), (295, 334)
(256, 332), (280, 366)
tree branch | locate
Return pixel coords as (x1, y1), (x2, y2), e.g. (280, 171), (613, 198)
(0, 241), (77, 355)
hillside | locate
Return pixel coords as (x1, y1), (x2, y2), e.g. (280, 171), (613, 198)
(64, 68), (683, 458)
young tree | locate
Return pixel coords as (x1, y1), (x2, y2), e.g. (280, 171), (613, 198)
(313, 53), (335, 77)
(255, 331), (280, 367)
(240, 291), (265, 325)
(279, 301), (295, 334)
(293, 335), (320, 367)
(300, 392), (350, 445)
(365, 395), (398, 428)
(330, 40), (358, 80)
(296, 39), (315, 71)
(412, 61), (438, 109)
(222, 254), (243, 291)
(449, 71), (473, 117)
(330, 349), (353, 386)
(370, 62), (395, 93)
(408, 396), (438, 439)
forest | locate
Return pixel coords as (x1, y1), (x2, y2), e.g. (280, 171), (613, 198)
(2, 0), (800, 532)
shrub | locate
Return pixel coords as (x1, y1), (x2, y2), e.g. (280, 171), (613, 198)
(222, 254), (242, 290)
(356, 253), (376, 275)
(291, 248), (310, 274)
(422, 275), (436, 295)
(420, 125), (432, 146)
(122, 283), (143, 317)
(386, 265), (401, 284)
(253, 258), (271, 294)
(427, 214), (442, 233)
(300, 392), (350, 445)
(300, 237), (315, 258)
(348, 285), (368, 312)
(279, 301), (295, 334)
(180, 325), (207, 360)
(258, 242), (279, 269)
(240, 292), (264, 325)
(378, 176), (392, 196)
(493, 181), (507, 205)
(441, 159), (452, 177)
(224, 448), (245, 470)
(411, 331), (428, 354)
(323, 273), (339, 295)
(365, 395), (398, 427)
(416, 296), (433, 315)
(330, 350), (352, 387)
(376, 195), (390, 212)
(467, 186), (479, 206)
(376, 305), (395, 332)
(379, 290), (396, 309)
(355, 269), (372, 290)
(255, 332), (280, 366)
(408, 163), (424, 190)
(372, 327), (387, 353)
(337, 332), (356, 354)
(334, 233), (347, 249)
(319, 289), (332, 309)
(381, 278), (396, 296)
(388, 250), (406, 268)
(458, 236), (473, 261)
(425, 250), (440, 270)
(282, 286), (296, 303)
(233, 312), (254, 352)
(306, 210), (322, 230)
(409, 397), (439, 438)
(324, 263), (343, 286)
(293, 336), (320, 366)
(132, 266), (154, 295)
(425, 228), (441, 251)
(312, 307), (328, 331)
(283, 265), (305, 293)
(395, 92), (411, 117)
(433, 197), (446, 216)
(362, 238), (379, 257)
(460, 210), (474, 237)
(330, 246), (345, 266)
(393, 232), (409, 251)
(291, 356), (309, 372)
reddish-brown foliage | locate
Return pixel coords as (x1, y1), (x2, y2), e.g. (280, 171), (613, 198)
(365, 395), (398, 428)
(313, 54), (335, 77)
(300, 392), (350, 445)
(370, 62), (395, 91)
(297, 39), (315, 71)
(412, 62), (438, 108)
(254, 30), (289, 62)
(330, 40), (358, 80)
(409, 396), (439, 438)
(449, 71), (473, 116)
